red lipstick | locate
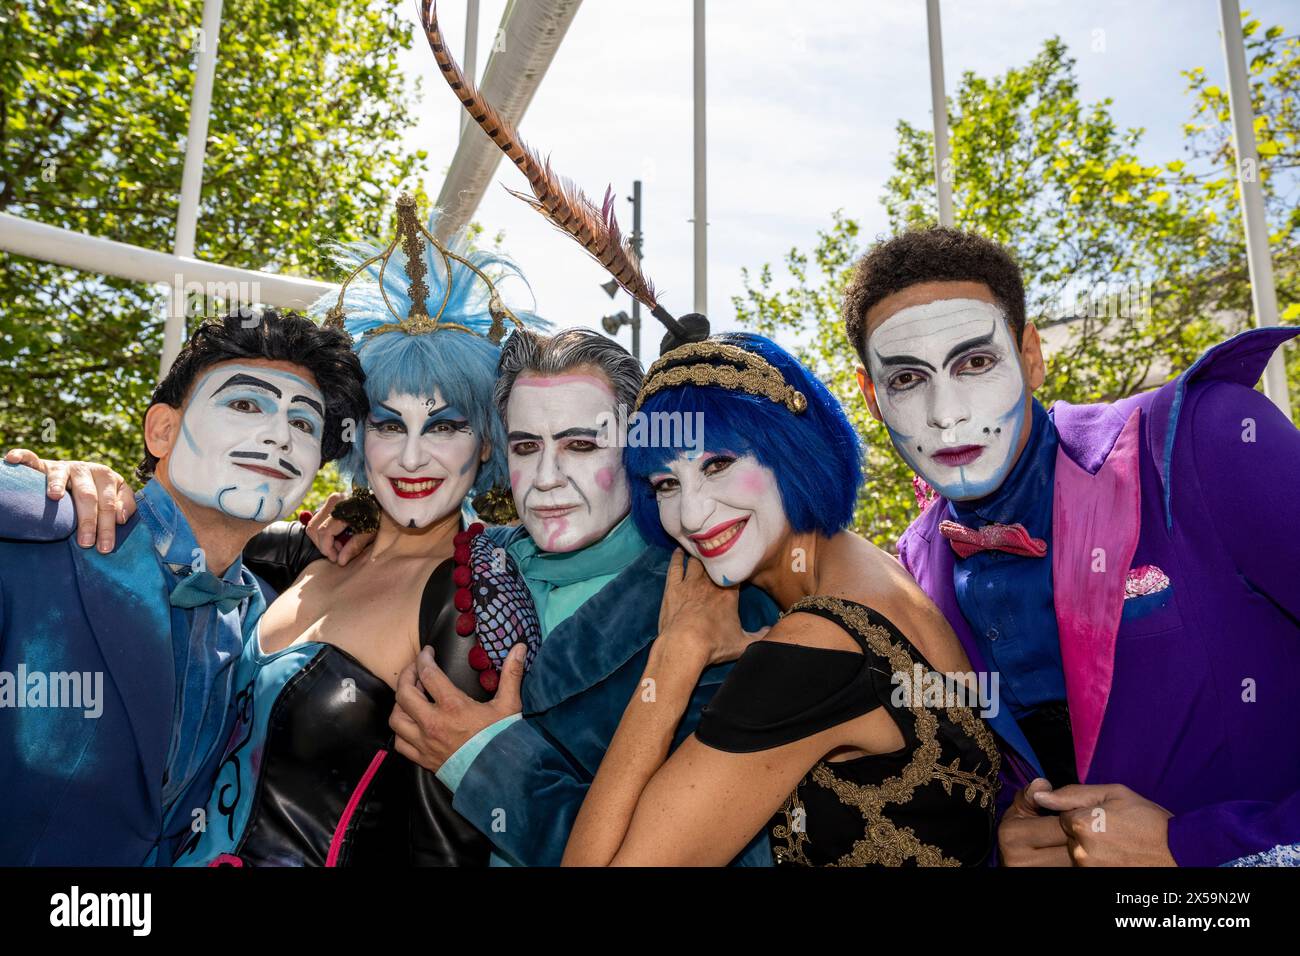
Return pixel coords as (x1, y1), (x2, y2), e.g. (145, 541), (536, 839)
(688, 517), (749, 558)
(388, 477), (443, 499)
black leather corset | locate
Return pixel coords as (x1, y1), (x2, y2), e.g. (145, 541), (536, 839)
(229, 531), (499, 867)
(231, 643), (413, 867)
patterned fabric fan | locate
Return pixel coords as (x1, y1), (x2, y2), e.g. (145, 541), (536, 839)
(467, 530), (540, 674)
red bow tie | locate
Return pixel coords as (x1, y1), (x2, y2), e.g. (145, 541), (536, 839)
(939, 520), (1047, 559)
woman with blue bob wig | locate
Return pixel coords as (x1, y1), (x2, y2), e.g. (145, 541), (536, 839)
(562, 331), (1004, 867)
(177, 197), (545, 869)
(625, 332), (863, 559)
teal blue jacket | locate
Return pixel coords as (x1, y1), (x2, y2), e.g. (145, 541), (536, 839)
(0, 463), (260, 865)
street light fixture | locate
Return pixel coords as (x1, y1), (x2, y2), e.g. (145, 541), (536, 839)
(594, 180), (646, 360)
(601, 311), (631, 336)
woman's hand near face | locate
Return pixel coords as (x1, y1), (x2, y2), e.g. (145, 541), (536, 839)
(305, 492), (376, 566)
(564, 549), (767, 866)
(657, 549), (768, 667)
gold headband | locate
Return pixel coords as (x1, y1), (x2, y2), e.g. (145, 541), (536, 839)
(322, 193), (524, 344)
(635, 341), (808, 414)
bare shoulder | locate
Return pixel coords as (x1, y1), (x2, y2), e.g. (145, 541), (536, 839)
(818, 534), (971, 672)
(294, 556), (347, 587)
(763, 606), (863, 656)
(287, 554), (386, 601)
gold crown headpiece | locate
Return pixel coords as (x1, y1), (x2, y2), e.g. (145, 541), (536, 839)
(635, 341), (808, 414)
(322, 193), (524, 344)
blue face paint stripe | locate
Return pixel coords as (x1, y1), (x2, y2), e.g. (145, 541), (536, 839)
(426, 404), (467, 421)
(892, 382), (1027, 501)
(218, 389), (280, 409)
(180, 420), (201, 455)
(200, 380), (324, 437)
(950, 386), (1027, 499)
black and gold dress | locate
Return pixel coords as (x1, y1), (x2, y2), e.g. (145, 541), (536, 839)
(696, 596), (1000, 867)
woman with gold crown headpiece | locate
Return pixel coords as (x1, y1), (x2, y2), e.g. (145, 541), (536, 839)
(174, 196), (546, 867)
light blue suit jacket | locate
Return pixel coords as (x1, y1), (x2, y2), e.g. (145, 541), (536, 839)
(0, 463), (253, 865)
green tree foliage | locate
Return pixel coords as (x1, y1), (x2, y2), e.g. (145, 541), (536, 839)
(0, 0), (427, 479)
(1182, 16), (1300, 387)
(734, 20), (1299, 548)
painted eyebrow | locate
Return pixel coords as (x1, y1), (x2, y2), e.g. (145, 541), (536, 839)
(553, 427), (599, 440)
(872, 349), (936, 371)
(943, 329), (996, 367)
(291, 395), (324, 416)
(425, 404), (469, 423)
(214, 373), (282, 398)
(508, 431), (542, 441)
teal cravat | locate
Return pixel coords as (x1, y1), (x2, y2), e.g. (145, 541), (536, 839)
(507, 515), (648, 634)
(169, 570), (259, 614)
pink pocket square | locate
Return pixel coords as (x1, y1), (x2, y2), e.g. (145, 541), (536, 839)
(1124, 564), (1170, 599)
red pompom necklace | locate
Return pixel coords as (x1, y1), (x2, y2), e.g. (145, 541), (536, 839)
(453, 522), (497, 692)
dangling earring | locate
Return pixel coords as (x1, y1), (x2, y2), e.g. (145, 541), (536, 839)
(333, 484), (381, 533)
(471, 485), (519, 526)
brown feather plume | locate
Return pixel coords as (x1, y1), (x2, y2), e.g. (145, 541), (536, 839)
(420, 0), (662, 313)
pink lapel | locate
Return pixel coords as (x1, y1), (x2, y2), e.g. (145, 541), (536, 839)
(1051, 407), (1142, 781)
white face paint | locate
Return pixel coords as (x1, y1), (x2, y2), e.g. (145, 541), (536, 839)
(169, 363), (324, 522)
(506, 371), (630, 553)
(650, 451), (788, 587)
(867, 298), (1027, 501)
(363, 389), (483, 529)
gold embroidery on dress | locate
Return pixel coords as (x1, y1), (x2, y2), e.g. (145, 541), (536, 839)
(768, 595), (999, 867)
(770, 792), (813, 866)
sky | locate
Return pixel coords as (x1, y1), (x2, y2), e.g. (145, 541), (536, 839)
(393, 0), (1298, 363)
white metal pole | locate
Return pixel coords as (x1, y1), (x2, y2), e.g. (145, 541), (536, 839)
(1219, 0), (1292, 418)
(460, 0), (481, 138)
(0, 213), (333, 308)
(692, 0), (707, 313)
(163, 0), (224, 377)
(926, 0), (954, 227)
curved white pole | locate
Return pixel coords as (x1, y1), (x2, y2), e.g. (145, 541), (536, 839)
(433, 0), (585, 240)
(0, 213), (332, 308)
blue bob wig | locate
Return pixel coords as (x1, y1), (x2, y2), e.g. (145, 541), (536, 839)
(310, 211), (546, 496)
(626, 332), (864, 550)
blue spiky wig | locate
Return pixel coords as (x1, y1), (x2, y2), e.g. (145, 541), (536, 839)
(310, 212), (546, 496)
(626, 332), (864, 550)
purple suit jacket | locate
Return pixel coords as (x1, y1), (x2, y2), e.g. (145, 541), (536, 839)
(898, 326), (1300, 866)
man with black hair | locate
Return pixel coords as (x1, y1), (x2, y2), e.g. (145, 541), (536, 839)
(844, 226), (1300, 867)
(0, 308), (367, 865)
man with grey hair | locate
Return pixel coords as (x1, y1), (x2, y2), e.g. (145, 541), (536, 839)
(380, 327), (778, 866)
